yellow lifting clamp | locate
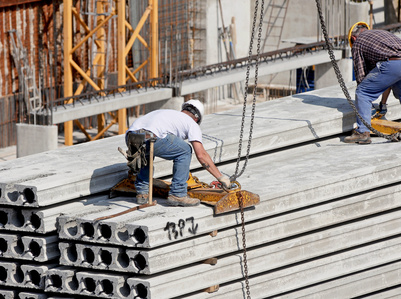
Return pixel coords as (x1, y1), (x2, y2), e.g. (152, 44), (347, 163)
(371, 117), (401, 135)
(110, 172), (260, 215)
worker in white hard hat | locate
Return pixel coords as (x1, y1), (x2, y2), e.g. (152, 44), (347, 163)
(345, 22), (401, 144)
(125, 99), (232, 207)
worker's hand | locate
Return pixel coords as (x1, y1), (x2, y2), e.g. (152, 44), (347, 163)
(217, 175), (232, 189)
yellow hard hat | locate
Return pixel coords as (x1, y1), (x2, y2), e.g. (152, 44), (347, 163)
(348, 22), (370, 47)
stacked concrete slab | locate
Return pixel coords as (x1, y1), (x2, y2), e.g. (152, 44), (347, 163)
(1, 82), (401, 298)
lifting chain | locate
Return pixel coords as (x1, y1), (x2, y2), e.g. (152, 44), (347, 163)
(230, 1), (264, 298)
(233, 0), (265, 181)
(315, 0), (401, 142)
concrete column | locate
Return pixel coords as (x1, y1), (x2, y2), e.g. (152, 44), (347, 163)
(16, 124), (58, 158)
(314, 58), (354, 90)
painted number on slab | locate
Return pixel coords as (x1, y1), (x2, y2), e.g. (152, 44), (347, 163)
(164, 217), (198, 240)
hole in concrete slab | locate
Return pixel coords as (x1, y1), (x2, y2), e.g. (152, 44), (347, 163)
(119, 282), (130, 297)
(83, 248), (95, 264)
(135, 283), (148, 298)
(66, 221), (78, 236)
(66, 243), (78, 262)
(99, 224), (112, 240)
(0, 238), (8, 253)
(14, 266), (24, 283)
(28, 270), (41, 286)
(8, 191), (19, 202)
(29, 240), (41, 257)
(133, 253), (147, 271)
(0, 266), (7, 281)
(100, 250), (112, 266)
(68, 276), (79, 291)
(23, 188), (35, 204)
(84, 277), (96, 293)
(133, 228), (147, 244)
(14, 210), (25, 228)
(101, 279), (113, 295)
(117, 252), (130, 268)
(117, 229), (129, 242)
(30, 213), (41, 230)
(13, 238), (24, 255)
(82, 222), (95, 238)
(50, 274), (62, 288)
(0, 211), (7, 227)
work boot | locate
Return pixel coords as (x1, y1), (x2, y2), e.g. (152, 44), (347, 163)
(344, 131), (371, 144)
(166, 194), (200, 207)
(136, 194), (148, 205)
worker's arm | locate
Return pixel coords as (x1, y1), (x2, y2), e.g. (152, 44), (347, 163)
(191, 141), (231, 187)
(380, 87), (391, 105)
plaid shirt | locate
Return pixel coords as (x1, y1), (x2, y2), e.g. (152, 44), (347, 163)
(352, 30), (401, 84)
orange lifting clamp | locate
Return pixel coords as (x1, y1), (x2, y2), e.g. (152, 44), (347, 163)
(110, 172), (260, 215)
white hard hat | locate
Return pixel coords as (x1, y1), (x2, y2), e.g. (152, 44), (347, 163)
(182, 99), (204, 124)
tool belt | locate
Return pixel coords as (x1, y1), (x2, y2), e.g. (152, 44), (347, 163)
(125, 130), (156, 173)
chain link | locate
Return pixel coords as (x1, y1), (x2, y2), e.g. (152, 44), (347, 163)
(315, 0), (400, 142)
(231, 1), (265, 298)
(238, 191), (250, 298)
(233, 0), (265, 180)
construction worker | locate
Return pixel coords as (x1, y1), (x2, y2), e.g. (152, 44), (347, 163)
(125, 99), (232, 207)
(345, 22), (401, 144)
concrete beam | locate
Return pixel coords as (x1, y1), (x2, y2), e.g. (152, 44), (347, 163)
(180, 50), (343, 95)
(49, 88), (173, 124)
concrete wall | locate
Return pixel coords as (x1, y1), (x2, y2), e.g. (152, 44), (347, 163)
(206, 0), (250, 65)
(16, 124), (58, 158)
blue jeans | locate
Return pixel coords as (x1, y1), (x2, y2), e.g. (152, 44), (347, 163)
(134, 134), (192, 197)
(355, 60), (401, 133)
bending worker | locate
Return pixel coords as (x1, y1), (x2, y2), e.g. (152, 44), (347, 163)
(125, 99), (232, 207)
(345, 22), (401, 144)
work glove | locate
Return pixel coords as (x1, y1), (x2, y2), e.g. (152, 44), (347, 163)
(126, 145), (147, 174)
(371, 103), (387, 119)
(217, 175), (232, 189)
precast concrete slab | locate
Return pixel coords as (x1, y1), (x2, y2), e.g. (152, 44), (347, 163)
(0, 195), (116, 234)
(3, 82), (401, 207)
(0, 260), (58, 289)
(0, 232), (59, 261)
(363, 288), (401, 299)
(44, 267), (79, 294)
(58, 137), (401, 248)
(281, 261), (401, 299)
(186, 237), (401, 299)
(58, 201), (401, 275)
(0, 290), (16, 299)
(18, 292), (47, 299)
(21, 263), (59, 289)
(45, 267), (132, 298)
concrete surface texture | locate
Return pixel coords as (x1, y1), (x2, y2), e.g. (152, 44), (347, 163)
(1, 82), (401, 298)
